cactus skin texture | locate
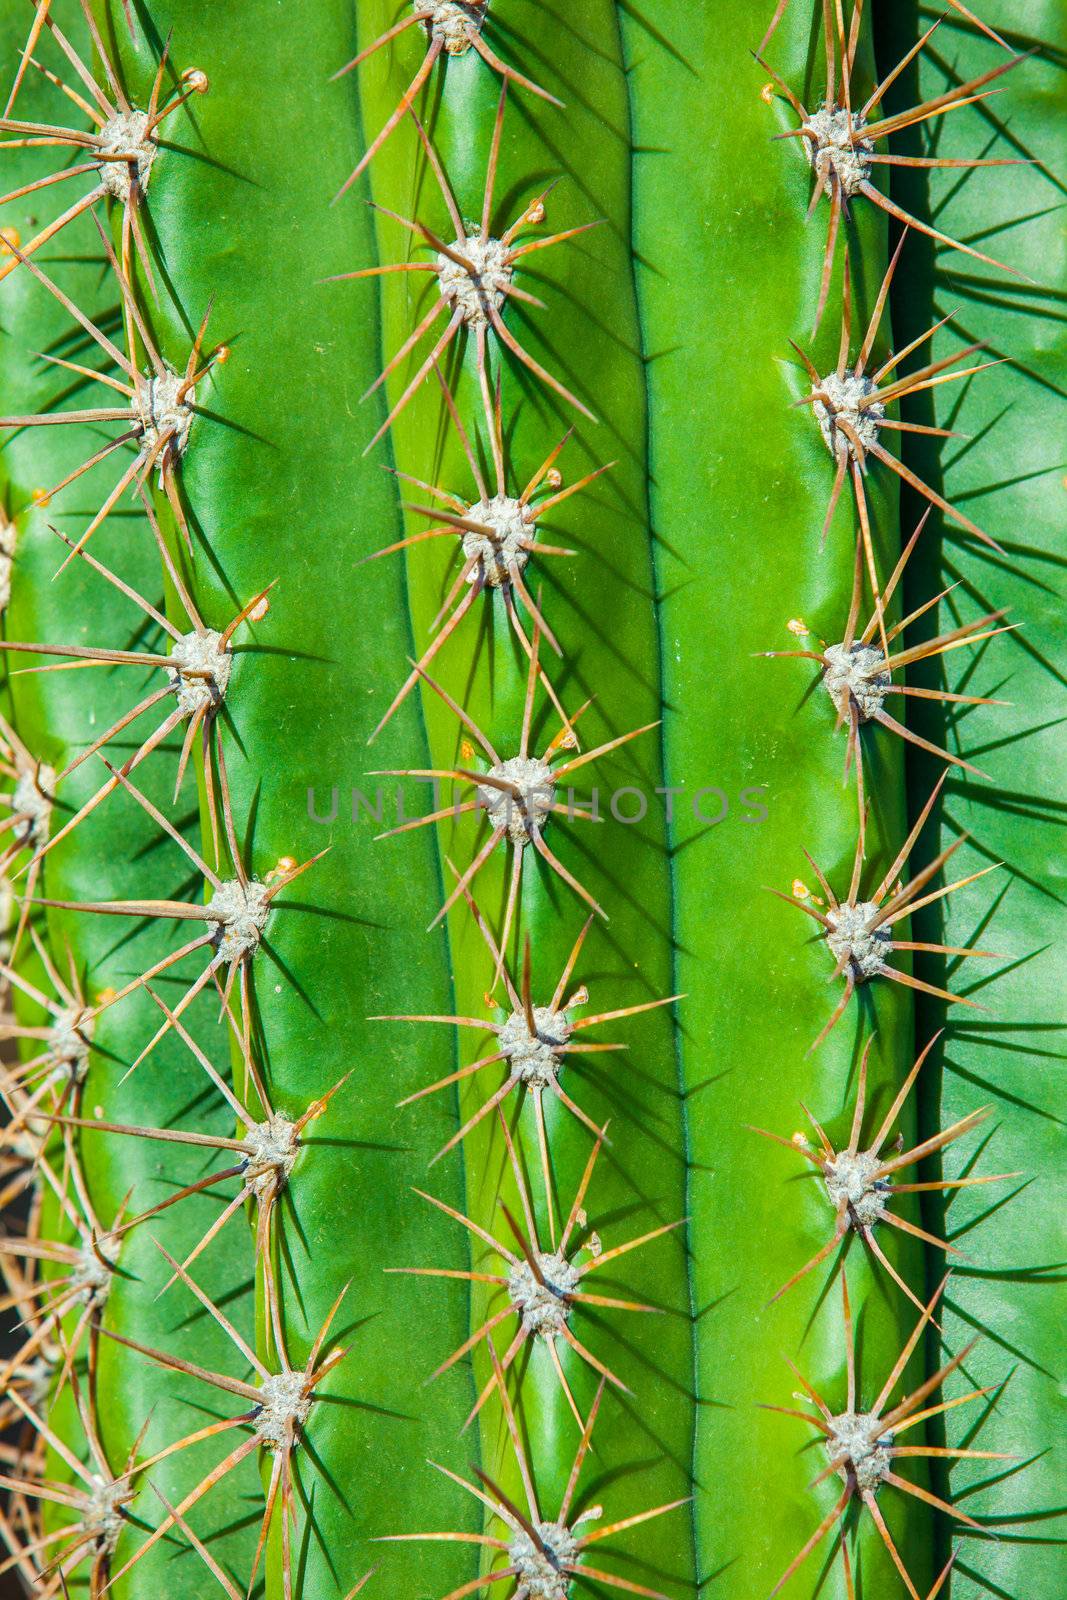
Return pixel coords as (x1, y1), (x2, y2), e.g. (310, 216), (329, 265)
(875, 4), (1067, 1597)
(356, 16), (693, 1600)
(0, 3), (1061, 1600)
(618, 5), (924, 1595)
(90, 6), (483, 1596)
(0, 10), (261, 1592)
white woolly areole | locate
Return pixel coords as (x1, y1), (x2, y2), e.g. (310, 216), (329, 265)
(437, 232), (513, 326)
(804, 105), (874, 198)
(6, 1126), (41, 1176)
(822, 642), (891, 722)
(23, 1352), (57, 1408)
(827, 1410), (895, 1493)
(134, 367), (194, 461)
(97, 109), (157, 200)
(166, 628), (231, 716)
(12, 763), (54, 848)
(255, 1369), (310, 1452)
(463, 495), (531, 587)
(813, 371), (884, 464)
(507, 1249), (580, 1339)
(500, 1004), (571, 1086)
(824, 1148), (892, 1228)
(208, 878), (271, 963)
(509, 1520), (578, 1600)
(420, 0), (485, 52)
(85, 1476), (128, 1555)
(245, 1113), (299, 1197)
(478, 755), (555, 844)
(49, 1006), (93, 1086)
(0, 509), (16, 612)
(826, 900), (891, 983)
(73, 1233), (119, 1309)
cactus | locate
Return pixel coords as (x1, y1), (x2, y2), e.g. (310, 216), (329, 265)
(0, 3), (1062, 1600)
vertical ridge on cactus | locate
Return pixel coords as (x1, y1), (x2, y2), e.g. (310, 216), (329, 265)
(361, 7), (693, 1595)
(874, 3), (1067, 1595)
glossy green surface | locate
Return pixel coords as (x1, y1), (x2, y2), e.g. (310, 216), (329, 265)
(0, 9), (258, 1585)
(359, 3), (695, 1594)
(875, 3), (1067, 1595)
(617, 4), (932, 1595)
(358, 1), (930, 1596)
(96, 2), (482, 1594)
